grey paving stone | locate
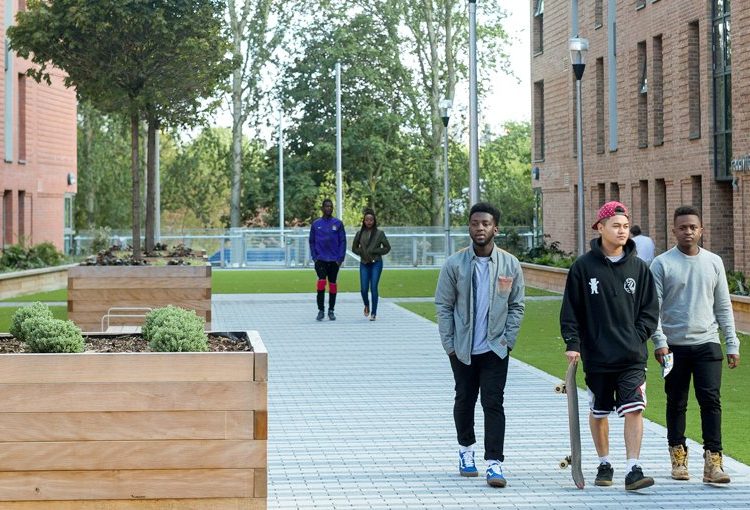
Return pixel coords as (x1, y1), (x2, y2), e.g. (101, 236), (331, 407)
(213, 293), (750, 509)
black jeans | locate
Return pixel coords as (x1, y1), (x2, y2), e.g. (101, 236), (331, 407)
(665, 342), (724, 452)
(449, 350), (509, 461)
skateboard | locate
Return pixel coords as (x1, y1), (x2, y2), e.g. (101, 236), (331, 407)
(555, 360), (585, 489)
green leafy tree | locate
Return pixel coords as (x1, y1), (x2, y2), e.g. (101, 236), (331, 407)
(9, 0), (231, 258)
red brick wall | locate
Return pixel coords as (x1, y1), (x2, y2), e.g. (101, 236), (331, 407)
(531, 0), (746, 270)
(0, 0), (77, 251)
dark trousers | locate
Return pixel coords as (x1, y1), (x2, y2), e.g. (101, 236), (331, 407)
(359, 259), (383, 315)
(314, 260), (340, 311)
(449, 350), (509, 461)
(665, 342), (724, 452)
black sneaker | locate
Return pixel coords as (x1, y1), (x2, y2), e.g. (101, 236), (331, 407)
(595, 462), (614, 486)
(328, 310), (336, 321)
(316, 310), (324, 321)
(625, 465), (654, 491)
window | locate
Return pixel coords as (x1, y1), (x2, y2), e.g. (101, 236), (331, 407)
(3, 190), (12, 246)
(595, 0), (603, 28)
(533, 188), (543, 247)
(533, 0), (544, 54)
(688, 21), (701, 139)
(18, 190), (25, 241)
(533, 80), (545, 160)
(655, 178), (667, 251)
(596, 57), (605, 154)
(691, 175), (703, 214)
(17, 74), (26, 162)
(597, 183), (606, 207)
(64, 193), (75, 254)
(610, 183), (620, 202)
(713, 1), (731, 180)
(637, 41), (648, 148)
(652, 35), (663, 146)
(636, 0), (647, 9)
(639, 180), (650, 234)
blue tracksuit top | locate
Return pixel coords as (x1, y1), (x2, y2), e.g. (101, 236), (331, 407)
(309, 216), (346, 263)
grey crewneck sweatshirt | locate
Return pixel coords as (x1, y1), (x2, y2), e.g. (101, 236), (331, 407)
(651, 246), (740, 355)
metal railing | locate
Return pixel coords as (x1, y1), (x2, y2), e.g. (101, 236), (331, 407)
(69, 226), (537, 268)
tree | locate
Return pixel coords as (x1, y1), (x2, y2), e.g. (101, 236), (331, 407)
(10, 0), (231, 257)
(352, 0), (512, 225)
(226, 0), (295, 228)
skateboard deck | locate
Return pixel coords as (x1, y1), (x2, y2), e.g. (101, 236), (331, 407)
(556, 360), (585, 489)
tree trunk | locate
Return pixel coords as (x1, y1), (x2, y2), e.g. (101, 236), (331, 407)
(145, 112), (157, 253)
(130, 112), (142, 260)
(229, 15), (244, 229)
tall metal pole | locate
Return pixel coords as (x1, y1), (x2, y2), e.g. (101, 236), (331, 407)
(443, 125), (450, 258)
(335, 62), (343, 219)
(278, 109), (284, 246)
(468, 0), (480, 205)
(154, 129), (160, 243)
(575, 78), (585, 257)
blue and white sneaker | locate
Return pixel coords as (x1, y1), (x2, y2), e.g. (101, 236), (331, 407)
(459, 450), (479, 477)
(486, 462), (507, 487)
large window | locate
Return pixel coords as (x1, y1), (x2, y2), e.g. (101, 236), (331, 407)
(533, 0), (544, 54)
(688, 21), (701, 139)
(652, 35), (663, 146)
(637, 41), (648, 148)
(596, 57), (605, 154)
(533, 80), (545, 160)
(713, 0), (731, 180)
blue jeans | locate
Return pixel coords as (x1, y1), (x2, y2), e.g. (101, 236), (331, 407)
(359, 259), (383, 315)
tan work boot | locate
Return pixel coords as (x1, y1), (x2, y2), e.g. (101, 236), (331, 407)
(669, 445), (689, 480)
(703, 450), (731, 484)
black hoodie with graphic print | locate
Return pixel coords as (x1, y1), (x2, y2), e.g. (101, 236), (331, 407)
(560, 237), (659, 373)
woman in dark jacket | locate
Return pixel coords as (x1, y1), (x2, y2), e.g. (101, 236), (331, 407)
(352, 209), (391, 321)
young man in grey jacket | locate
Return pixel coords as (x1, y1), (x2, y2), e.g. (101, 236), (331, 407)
(435, 202), (525, 488)
(651, 205), (740, 483)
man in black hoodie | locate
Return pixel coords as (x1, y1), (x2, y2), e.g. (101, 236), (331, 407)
(560, 201), (659, 491)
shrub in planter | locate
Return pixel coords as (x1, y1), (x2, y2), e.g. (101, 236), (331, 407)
(24, 317), (85, 353)
(143, 305), (208, 352)
(9, 301), (54, 341)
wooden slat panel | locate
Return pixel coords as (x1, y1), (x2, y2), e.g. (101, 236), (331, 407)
(0, 469), (253, 500)
(0, 382), (267, 412)
(68, 288), (210, 303)
(70, 277), (211, 290)
(248, 332), (268, 382)
(254, 469), (267, 499)
(0, 353), (254, 383)
(0, 498), (265, 510)
(70, 309), (211, 325)
(253, 411), (267, 441)
(0, 440), (266, 471)
(0, 411), (254, 441)
(68, 266), (210, 278)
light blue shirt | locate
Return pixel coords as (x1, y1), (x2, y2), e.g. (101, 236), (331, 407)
(472, 256), (491, 354)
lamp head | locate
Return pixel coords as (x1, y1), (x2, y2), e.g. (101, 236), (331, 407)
(569, 37), (589, 80)
(439, 98), (452, 127)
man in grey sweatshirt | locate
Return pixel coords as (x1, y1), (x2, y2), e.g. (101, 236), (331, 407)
(651, 205), (740, 484)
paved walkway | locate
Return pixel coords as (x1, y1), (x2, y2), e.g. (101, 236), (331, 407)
(212, 293), (750, 509)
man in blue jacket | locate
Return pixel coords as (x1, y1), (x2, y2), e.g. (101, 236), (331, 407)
(560, 201), (659, 491)
(309, 199), (346, 321)
(435, 202), (525, 488)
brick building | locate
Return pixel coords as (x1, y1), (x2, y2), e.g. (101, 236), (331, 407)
(530, 0), (750, 272)
(1, 0), (77, 253)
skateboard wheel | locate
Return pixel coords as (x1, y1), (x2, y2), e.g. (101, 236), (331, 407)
(560, 456), (571, 469)
(554, 383), (566, 394)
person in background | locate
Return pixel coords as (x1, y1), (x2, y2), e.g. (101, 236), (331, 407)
(309, 198), (346, 321)
(435, 202), (525, 488)
(651, 205), (740, 484)
(630, 225), (655, 265)
(560, 201), (659, 491)
(352, 208), (391, 321)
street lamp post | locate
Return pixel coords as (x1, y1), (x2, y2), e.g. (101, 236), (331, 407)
(468, 0), (480, 205)
(440, 98), (452, 258)
(570, 37), (589, 257)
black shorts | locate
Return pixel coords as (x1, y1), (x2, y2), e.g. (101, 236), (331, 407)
(585, 368), (647, 418)
(314, 260), (340, 283)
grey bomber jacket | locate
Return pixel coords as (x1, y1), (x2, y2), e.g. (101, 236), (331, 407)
(435, 245), (525, 364)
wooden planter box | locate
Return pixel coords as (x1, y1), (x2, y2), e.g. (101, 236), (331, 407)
(0, 331), (267, 509)
(68, 265), (212, 331)
(0, 264), (76, 300)
(521, 262), (569, 294)
(522, 262), (750, 334)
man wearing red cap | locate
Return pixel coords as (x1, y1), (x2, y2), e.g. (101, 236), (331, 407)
(560, 201), (659, 490)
